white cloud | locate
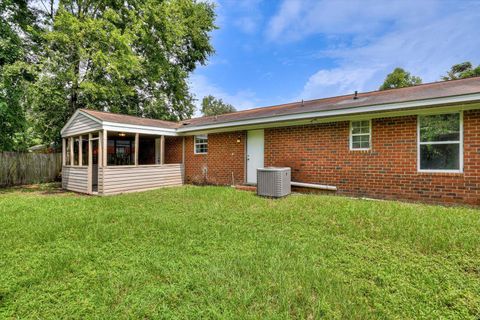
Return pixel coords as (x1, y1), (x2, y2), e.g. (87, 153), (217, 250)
(216, 0), (264, 34)
(189, 74), (260, 115)
(276, 0), (480, 100)
(267, 0), (439, 42)
(193, 0), (480, 112)
(234, 15), (259, 34)
(301, 68), (378, 100)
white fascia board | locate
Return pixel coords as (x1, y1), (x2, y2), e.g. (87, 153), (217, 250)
(186, 102), (480, 135)
(102, 121), (177, 136)
(176, 93), (480, 134)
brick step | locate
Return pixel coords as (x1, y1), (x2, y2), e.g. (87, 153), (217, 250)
(234, 184), (257, 192)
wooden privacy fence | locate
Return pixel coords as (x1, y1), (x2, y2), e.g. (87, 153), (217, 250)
(0, 152), (62, 187)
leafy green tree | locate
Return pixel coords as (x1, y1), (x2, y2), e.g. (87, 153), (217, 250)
(0, 0), (42, 151)
(442, 62), (480, 80)
(201, 95), (236, 116)
(379, 67), (422, 91)
(31, 0), (216, 144)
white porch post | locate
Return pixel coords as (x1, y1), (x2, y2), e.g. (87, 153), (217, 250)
(134, 133), (139, 166)
(87, 133), (92, 193)
(69, 137), (74, 166)
(88, 134), (93, 166)
(103, 130), (107, 167)
(62, 138), (66, 166)
(98, 131), (103, 168)
(160, 135), (165, 165)
(78, 135), (82, 166)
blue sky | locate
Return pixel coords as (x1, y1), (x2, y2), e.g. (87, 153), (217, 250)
(189, 0), (480, 113)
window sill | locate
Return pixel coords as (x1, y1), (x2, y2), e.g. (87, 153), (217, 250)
(349, 148), (371, 152)
(418, 170), (463, 176)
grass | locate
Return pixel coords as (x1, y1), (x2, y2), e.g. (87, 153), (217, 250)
(1, 185), (479, 319)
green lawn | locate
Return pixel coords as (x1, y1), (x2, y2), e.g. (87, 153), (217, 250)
(1, 185), (479, 319)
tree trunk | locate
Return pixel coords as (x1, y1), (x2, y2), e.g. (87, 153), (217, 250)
(69, 59), (80, 115)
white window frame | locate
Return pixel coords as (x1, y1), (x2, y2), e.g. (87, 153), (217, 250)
(194, 134), (208, 154)
(349, 119), (372, 151)
(417, 111), (463, 173)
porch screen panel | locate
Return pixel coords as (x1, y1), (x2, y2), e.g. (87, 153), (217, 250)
(139, 136), (156, 165)
(66, 139), (71, 165)
(82, 138), (89, 166)
(107, 132), (135, 166)
(73, 137), (80, 165)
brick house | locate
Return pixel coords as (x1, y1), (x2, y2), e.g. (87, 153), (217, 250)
(61, 77), (480, 205)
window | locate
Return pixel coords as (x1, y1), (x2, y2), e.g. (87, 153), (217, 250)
(350, 120), (371, 150)
(194, 135), (208, 154)
(418, 113), (462, 172)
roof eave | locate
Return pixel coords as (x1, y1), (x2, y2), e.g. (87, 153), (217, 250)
(61, 110), (179, 137)
(61, 92), (480, 137)
(177, 92), (480, 134)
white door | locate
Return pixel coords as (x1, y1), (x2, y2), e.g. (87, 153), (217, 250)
(247, 129), (264, 184)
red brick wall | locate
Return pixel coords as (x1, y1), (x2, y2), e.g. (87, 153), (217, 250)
(165, 136), (183, 164)
(184, 131), (246, 185)
(169, 110), (480, 205)
(265, 110), (480, 205)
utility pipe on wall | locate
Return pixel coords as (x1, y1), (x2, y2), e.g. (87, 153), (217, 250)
(291, 181), (337, 191)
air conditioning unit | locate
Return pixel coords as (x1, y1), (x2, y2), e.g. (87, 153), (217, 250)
(257, 167), (291, 198)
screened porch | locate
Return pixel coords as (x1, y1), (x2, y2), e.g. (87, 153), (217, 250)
(61, 110), (184, 195)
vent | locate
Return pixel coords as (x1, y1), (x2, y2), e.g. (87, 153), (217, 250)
(257, 167), (291, 198)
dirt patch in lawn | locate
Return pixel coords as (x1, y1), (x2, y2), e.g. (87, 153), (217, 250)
(0, 182), (82, 196)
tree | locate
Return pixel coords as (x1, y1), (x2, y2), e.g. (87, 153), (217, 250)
(31, 0), (217, 144)
(0, 0), (42, 151)
(201, 95), (236, 116)
(442, 62), (480, 80)
(379, 67), (422, 91)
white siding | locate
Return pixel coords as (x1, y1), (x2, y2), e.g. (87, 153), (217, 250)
(62, 166), (89, 193)
(63, 113), (101, 137)
(101, 164), (183, 195)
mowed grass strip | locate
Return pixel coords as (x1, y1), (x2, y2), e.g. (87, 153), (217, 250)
(0, 185), (479, 319)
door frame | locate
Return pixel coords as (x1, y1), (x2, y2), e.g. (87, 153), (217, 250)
(89, 134), (100, 194)
(246, 129), (264, 184)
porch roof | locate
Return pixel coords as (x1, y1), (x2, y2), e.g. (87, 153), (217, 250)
(80, 109), (179, 129)
(60, 109), (179, 138)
